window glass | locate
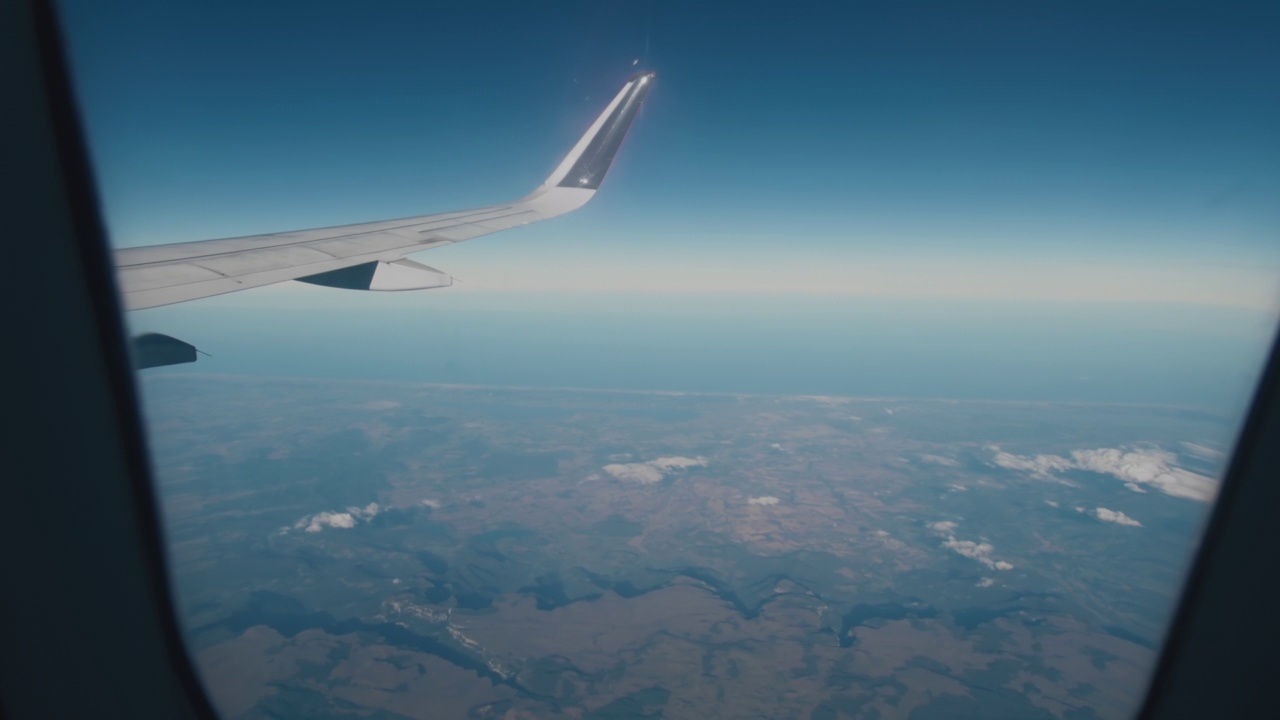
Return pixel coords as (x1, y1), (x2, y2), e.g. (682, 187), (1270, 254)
(59, 2), (1279, 718)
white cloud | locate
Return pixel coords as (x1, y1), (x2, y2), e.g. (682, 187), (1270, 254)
(928, 521), (958, 533)
(1095, 507), (1143, 527)
(300, 511), (356, 533)
(1124, 482), (1147, 494)
(650, 456), (708, 471)
(976, 577), (995, 588)
(1073, 448), (1216, 501)
(991, 446), (1217, 502)
(420, 499), (442, 509)
(288, 501), (381, 534)
(602, 463), (665, 484)
(992, 451), (1074, 477)
(748, 495), (780, 506)
(603, 456), (707, 484)
(941, 536), (1014, 571)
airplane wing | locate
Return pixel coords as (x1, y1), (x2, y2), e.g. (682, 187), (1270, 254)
(114, 72), (654, 311)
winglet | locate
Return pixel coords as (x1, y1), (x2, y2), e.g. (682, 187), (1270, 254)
(537, 72), (655, 193)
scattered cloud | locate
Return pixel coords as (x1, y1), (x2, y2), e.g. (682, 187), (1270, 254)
(1074, 448), (1217, 501)
(928, 521), (1012, 571)
(748, 495), (780, 506)
(650, 456), (708, 471)
(602, 463), (664, 484)
(1094, 507), (1142, 527)
(976, 577), (995, 588)
(287, 502), (381, 534)
(991, 450), (1075, 477)
(301, 511), (356, 533)
(603, 456), (707, 484)
(991, 446), (1217, 502)
(420, 499), (442, 509)
(943, 537), (1014, 571)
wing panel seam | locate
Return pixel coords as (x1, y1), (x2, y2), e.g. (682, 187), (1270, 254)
(116, 205), (519, 269)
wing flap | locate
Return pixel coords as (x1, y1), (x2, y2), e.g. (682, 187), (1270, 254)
(188, 245), (340, 276)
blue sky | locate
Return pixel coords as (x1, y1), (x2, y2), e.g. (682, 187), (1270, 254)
(58, 1), (1280, 411)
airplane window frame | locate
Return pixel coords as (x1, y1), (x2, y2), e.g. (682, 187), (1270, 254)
(0, 1), (216, 717)
(1, 0), (1274, 717)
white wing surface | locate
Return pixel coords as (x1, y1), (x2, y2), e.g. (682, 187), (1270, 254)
(115, 73), (654, 310)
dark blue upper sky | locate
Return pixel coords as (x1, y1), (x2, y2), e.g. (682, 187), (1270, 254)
(61, 0), (1278, 265)
(54, 1), (1280, 410)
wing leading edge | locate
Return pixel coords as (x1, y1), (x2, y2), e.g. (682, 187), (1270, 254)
(114, 72), (654, 310)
